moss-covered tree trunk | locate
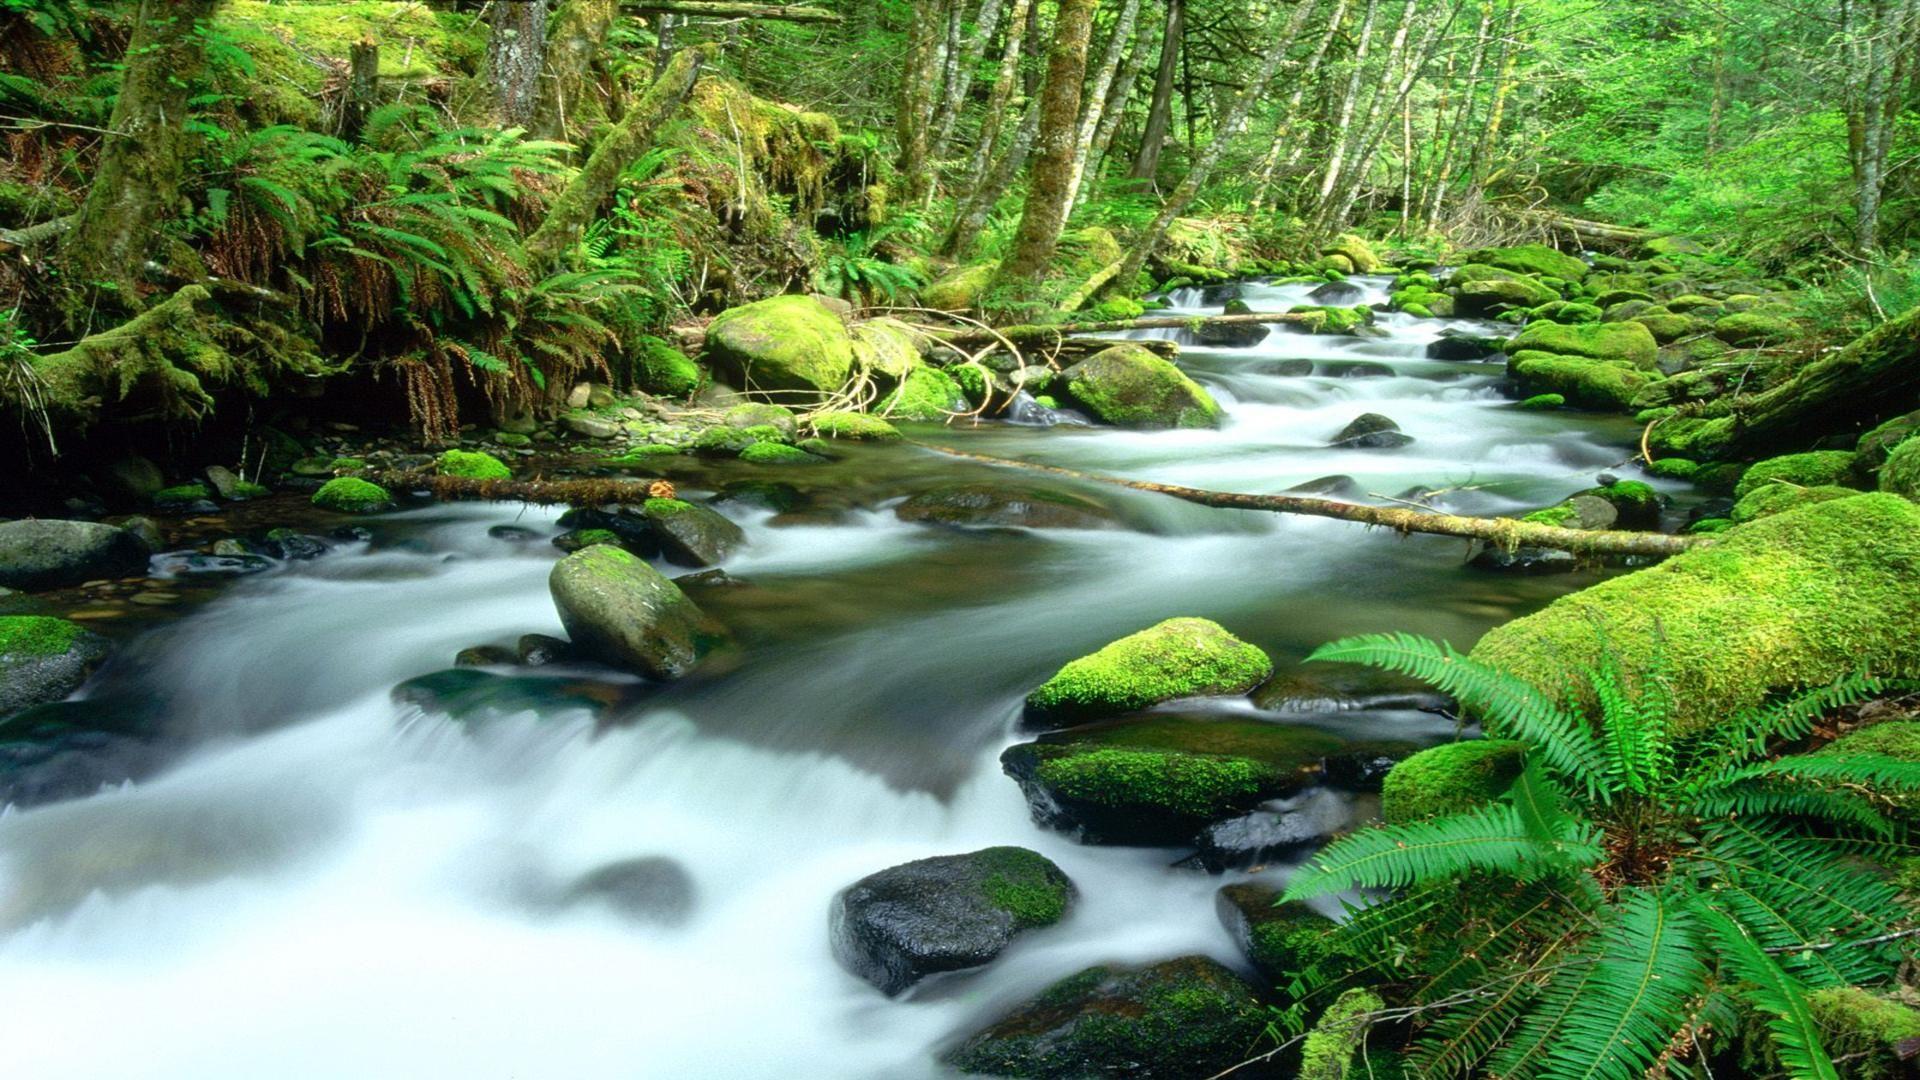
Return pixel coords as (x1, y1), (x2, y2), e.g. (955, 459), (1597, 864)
(59, 0), (221, 312)
(1063, 0), (1146, 207)
(1128, 0), (1181, 182)
(487, 0), (550, 127)
(995, 0), (1099, 283)
(941, 103), (1040, 257)
(948, 0), (1032, 208)
(534, 0), (619, 144)
(896, 0), (945, 205)
(524, 44), (709, 267)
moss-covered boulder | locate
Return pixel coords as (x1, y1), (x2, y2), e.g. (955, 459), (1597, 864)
(1855, 410), (1920, 473)
(435, 449), (511, 480)
(0, 616), (111, 720)
(1060, 344), (1221, 429)
(1532, 300), (1602, 324)
(895, 483), (1114, 530)
(1215, 882), (1345, 984)
(830, 846), (1075, 996)
(1714, 311), (1796, 346)
(1732, 451), (1862, 500)
(548, 545), (730, 679)
(1321, 234), (1382, 273)
(632, 337), (705, 397)
(922, 263), (996, 310)
(640, 497), (745, 568)
(1380, 739), (1526, 822)
(703, 294), (854, 397)
(311, 477), (394, 514)
(1001, 716), (1342, 844)
(1507, 352), (1657, 411)
(1464, 243), (1588, 282)
(1455, 275), (1559, 315)
(0, 520), (151, 591)
(1510, 320), (1658, 369)
(944, 956), (1267, 1079)
(1024, 617), (1273, 726)
(878, 366), (968, 421)
(808, 411), (902, 440)
(1518, 393), (1566, 410)
(1817, 721), (1920, 821)
(738, 441), (823, 465)
(1878, 438), (1920, 499)
(850, 317), (924, 384)
(1471, 494), (1920, 734)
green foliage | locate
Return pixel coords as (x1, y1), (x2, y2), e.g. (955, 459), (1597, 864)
(1287, 631), (1918, 1077)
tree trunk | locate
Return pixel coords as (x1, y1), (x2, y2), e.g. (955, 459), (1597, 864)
(534, 0), (619, 144)
(341, 38), (379, 143)
(950, 0), (1033, 198)
(931, 0), (1007, 160)
(896, 0), (946, 204)
(1322, 0), (1457, 233)
(1063, 0), (1147, 206)
(621, 1), (843, 20)
(60, 0), (222, 311)
(1078, 26), (1151, 205)
(1308, 0), (1383, 214)
(1128, 0), (1182, 181)
(994, 0), (1100, 283)
(487, 0), (550, 128)
(1250, 0), (1352, 213)
(1418, 0), (1489, 229)
(940, 103), (1040, 257)
(525, 45), (709, 267)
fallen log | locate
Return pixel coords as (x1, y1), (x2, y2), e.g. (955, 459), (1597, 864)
(372, 470), (667, 506)
(622, 1), (842, 21)
(937, 311), (1320, 348)
(916, 445), (1708, 557)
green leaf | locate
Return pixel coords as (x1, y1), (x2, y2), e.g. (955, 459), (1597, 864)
(1694, 904), (1838, 1080)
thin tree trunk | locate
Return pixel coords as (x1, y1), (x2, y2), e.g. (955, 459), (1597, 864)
(1251, 0), (1352, 213)
(1063, 0), (1147, 206)
(1309, 0), (1384, 212)
(1078, 28), (1152, 205)
(941, 104), (1041, 257)
(931, 0), (1008, 160)
(1128, 0), (1182, 181)
(61, 0), (222, 311)
(896, 0), (946, 204)
(1420, 0), (1489, 229)
(952, 0), (1033, 197)
(1323, 0), (1458, 233)
(487, 0), (550, 127)
(996, 0), (1100, 283)
(1463, 0), (1518, 199)
(342, 38), (379, 143)
(534, 0), (619, 144)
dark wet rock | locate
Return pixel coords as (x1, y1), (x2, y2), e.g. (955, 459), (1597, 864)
(641, 498), (746, 568)
(895, 483), (1114, 531)
(554, 506), (661, 555)
(1687, 497), (1737, 525)
(1183, 788), (1355, 872)
(151, 552), (276, 578)
(551, 529), (623, 554)
(1251, 358), (1316, 377)
(115, 515), (165, 555)
(831, 847), (1075, 996)
(1309, 280), (1367, 305)
(1469, 545), (1579, 574)
(487, 524), (542, 544)
(1322, 741), (1424, 790)
(1198, 283), (1243, 305)
(390, 668), (628, 721)
(0, 617), (111, 721)
(330, 525), (374, 543)
(264, 529), (329, 560)
(1216, 882), (1345, 984)
(517, 633), (573, 666)
(0, 519), (151, 591)
(674, 568), (748, 589)
(1330, 413), (1413, 449)
(0, 697), (166, 810)
(1196, 302), (1269, 347)
(549, 545), (730, 679)
(454, 645), (517, 667)
(711, 481), (807, 514)
(1286, 475), (1363, 499)
(561, 856), (695, 925)
(1252, 667), (1450, 714)
(1001, 716), (1342, 845)
(101, 456), (165, 501)
(944, 956), (1266, 1079)
(1426, 328), (1510, 361)
(1327, 361), (1396, 379)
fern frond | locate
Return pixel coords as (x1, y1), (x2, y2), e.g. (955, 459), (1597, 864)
(1711, 752), (1920, 794)
(1693, 904), (1839, 1080)
(1537, 888), (1706, 1080)
(1283, 802), (1601, 902)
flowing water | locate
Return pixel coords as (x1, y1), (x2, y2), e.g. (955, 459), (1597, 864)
(0, 278), (1685, 1078)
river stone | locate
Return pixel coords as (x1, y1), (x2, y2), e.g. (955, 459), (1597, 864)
(561, 856), (695, 925)
(1185, 787), (1355, 872)
(516, 633), (573, 666)
(1001, 716), (1342, 845)
(830, 846), (1075, 996)
(1025, 617), (1273, 726)
(1330, 412), (1413, 449)
(895, 483), (1113, 531)
(1427, 328), (1509, 361)
(944, 956), (1266, 1079)
(1308, 280), (1367, 305)
(1469, 545), (1579, 574)
(1058, 344), (1222, 429)
(703, 294), (855, 398)
(0, 519), (151, 591)
(549, 545), (730, 679)
(1287, 474), (1363, 499)
(1215, 882), (1344, 984)
(0, 617), (111, 720)
(640, 498), (745, 567)
(1196, 299), (1268, 347)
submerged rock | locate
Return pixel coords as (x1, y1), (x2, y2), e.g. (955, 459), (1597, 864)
(1059, 344), (1222, 430)
(1024, 617), (1272, 727)
(561, 856), (695, 925)
(0, 519), (151, 591)
(944, 956), (1266, 1079)
(549, 545), (730, 679)
(0, 616), (111, 720)
(895, 483), (1113, 531)
(1329, 412), (1413, 449)
(1427, 328), (1510, 361)
(830, 846), (1075, 996)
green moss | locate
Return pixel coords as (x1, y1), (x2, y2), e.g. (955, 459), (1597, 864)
(1242, 900), (1341, 978)
(704, 295), (854, 396)
(1730, 483), (1859, 523)
(735, 423), (789, 444)
(1322, 234), (1383, 273)
(1714, 311), (1796, 345)
(609, 444), (683, 464)
(1805, 988), (1920, 1079)
(1635, 406), (1679, 424)
(311, 477), (393, 513)
(1299, 987), (1385, 1080)
(328, 457), (366, 471)
(1645, 457), (1699, 479)
(1688, 517), (1734, 534)
(922, 263), (997, 310)
(1464, 243), (1588, 281)
(643, 497), (694, 518)
(1062, 344), (1222, 430)
(568, 529), (621, 549)
(949, 363), (989, 403)
(435, 449), (511, 481)
(1517, 393), (1566, 410)
(1732, 451), (1860, 500)
(1879, 438), (1920, 499)
(973, 847), (1073, 928)
(0, 615), (85, 658)
(878, 366), (967, 421)
(153, 483), (210, 505)
(1471, 493), (1920, 734)
(809, 411), (902, 440)
(738, 442), (822, 464)
(1084, 296), (1146, 321)
(1510, 321), (1658, 369)
(1036, 749), (1268, 818)
(633, 337), (705, 397)
(1287, 305), (1374, 335)
(230, 481), (271, 500)
(1381, 739), (1526, 822)
(1856, 410), (1920, 471)
(1522, 503), (1579, 527)
(1532, 301), (1602, 324)
(1026, 617), (1273, 723)
(1508, 352), (1657, 411)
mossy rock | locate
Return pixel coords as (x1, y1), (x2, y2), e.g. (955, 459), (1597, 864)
(878, 366), (967, 421)
(1878, 438), (1920, 500)
(738, 442), (823, 465)
(808, 411), (902, 440)
(1517, 393), (1566, 410)
(850, 317), (924, 386)
(1464, 243), (1588, 282)
(1215, 882), (1346, 984)
(703, 294), (854, 397)
(311, 477), (393, 514)
(548, 545), (730, 679)
(1732, 451), (1862, 500)
(1645, 457), (1699, 479)
(1380, 739), (1526, 822)
(1060, 344), (1222, 430)
(1471, 494), (1920, 734)
(1510, 320), (1658, 369)
(1572, 480), (1662, 529)
(1531, 301), (1602, 324)
(944, 956), (1267, 1079)
(1818, 721), (1920, 821)
(1287, 304), (1375, 336)
(1024, 617), (1273, 726)
(1455, 275), (1559, 315)
(1632, 311), (1700, 344)
(1320, 234), (1382, 273)
(1730, 484), (1866, 524)
(0, 615), (111, 721)
(1801, 988), (1920, 1078)
(1000, 716), (1342, 844)
(1507, 352), (1657, 411)
(1855, 410), (1920, 473)
(435, 449), (511, 481)
(1714, 311), (1796, 346)
(829, 846), (1075, 996)
(641, 498), (745, 568)
(633, 337), (705, 398)
(922, 263), (997, 310)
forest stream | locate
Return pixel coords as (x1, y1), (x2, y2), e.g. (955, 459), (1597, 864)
(0, 277), (1696, 1077)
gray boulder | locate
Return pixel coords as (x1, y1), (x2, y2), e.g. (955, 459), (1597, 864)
(0, 520), (151, 590)
(0, 616), (111, 720)
(549, 545), (730, 679)
(641, 498), (746, 567)
(1330, 413), (1414, 449)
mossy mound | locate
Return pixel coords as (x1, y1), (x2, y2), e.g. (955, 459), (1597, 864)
(922, 263), (997, 310)
(1507, 352), (1657, 411)
(850, 318), (924, 383)
(1215, 882), (1346, 984)
(1532, 301), (1602, 324)
(1464, 243), (1588, 282)
(1645, 457), (1699, 479)
(0, 615), (86, 660)
(1731, 483), (1859, 523)
(1471, 494), (1920, 734)
(1510, 320), (1658, 369)
(1879, 438), (1920, 499)
(808, 411), (902, 440)
(703, 295), (854, 397)
(1818, 721), (1920, 820)
(878, 366), (967, 421)
(1060, 344), (1222, 430)
(311, 477), (393, 514)
(633, 337), (705, 397)
(1321, 234), (1382, 273)
(738, 442), (823, 465)
(435, 450), (511, 481)
(1287, 304), (1374, 335)
(1024, 617), (1273, 726)
(1455, 275), (1559, 315)
(1714, 311), (1796, 345)
(1517, 393), (1566, 410)
(1732, 450), (1861, 500)
(1001, 716), (1342, 844)
(1381, 739), (1526, 822)
(944, 956), (1267, 1079)
(220, 1), (481, 126)
(1803, 988), (1920, 1079)
(1855, 410), (1920, 471)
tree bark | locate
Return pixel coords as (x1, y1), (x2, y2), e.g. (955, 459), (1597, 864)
(534, 0), (619, 144)
(931, 0), (1008, 160)
(940, 102), (1040, 257)
(994, 0), (1100, 283)
(919, 446), (1707, 556)
(487, 0), (550, 128)
(896, 0), (946, 203)
(60, 0), (222, 311)
(621, 1), (843, 21)
(1078, 26), (1151, 205)
(1063, 0), (1147, 206)
(1129, 0), (1182, 181)
(950, 0), (1032, 200)
(1250, 0), (1353, 213)
(342, 38), (379, 143)
(525, 45), (709, 267)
